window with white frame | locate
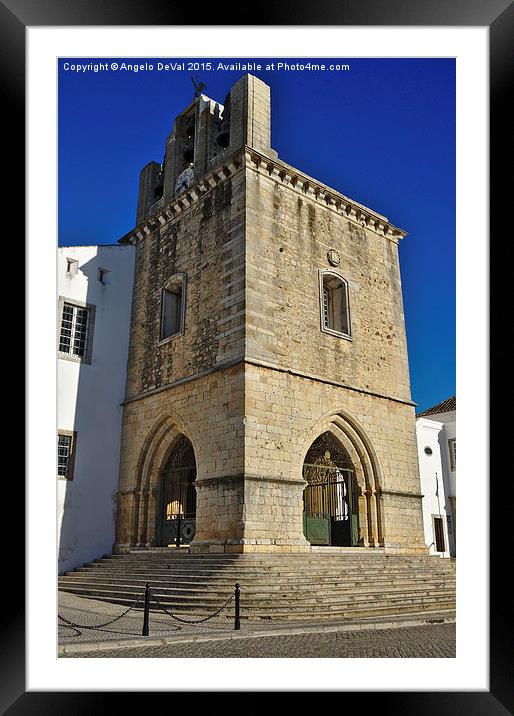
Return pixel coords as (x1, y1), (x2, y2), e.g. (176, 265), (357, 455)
(58, 298), (95, 363)
(448, 438), (456, 471)
(320, 271), (351, 337)
(58, 431), (76, 480)
(160, 274), (185, 341)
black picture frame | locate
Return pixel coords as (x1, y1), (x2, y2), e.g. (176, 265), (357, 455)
(10, 0), (510, 711)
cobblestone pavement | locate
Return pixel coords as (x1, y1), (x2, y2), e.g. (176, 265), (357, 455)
(61, 623), (455, 658)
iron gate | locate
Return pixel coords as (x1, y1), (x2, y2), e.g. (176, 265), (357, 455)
(303, 464), (359, 546)
(158, 436), (197, 547)
(159, 466), (196, 546)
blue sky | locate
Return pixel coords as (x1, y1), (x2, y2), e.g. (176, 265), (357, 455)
(58, 58), (455, 413)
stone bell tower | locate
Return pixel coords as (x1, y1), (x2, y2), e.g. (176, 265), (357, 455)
(115, 74), (427, 556)
(135, 74), (277, 225)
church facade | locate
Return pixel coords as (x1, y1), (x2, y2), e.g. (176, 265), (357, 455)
(114, 74), (427, 555)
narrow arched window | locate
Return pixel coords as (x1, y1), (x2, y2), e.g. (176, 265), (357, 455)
(320, 271), (351, 338)
(159, 273), (186, 342)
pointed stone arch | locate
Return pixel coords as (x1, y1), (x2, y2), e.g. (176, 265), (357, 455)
(130, 413), (198, 547)
(154, 434), (197, 546)
(300, 409), (385, 547)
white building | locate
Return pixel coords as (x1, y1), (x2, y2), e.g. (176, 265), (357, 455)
(416, 396), (456, 558)
(57, 244), (135, 573)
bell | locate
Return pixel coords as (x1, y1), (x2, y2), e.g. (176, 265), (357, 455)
(216, 130), (230, 148)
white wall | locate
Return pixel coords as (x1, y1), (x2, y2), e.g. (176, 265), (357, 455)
(57, 245), (135, 573)
(428, 410), (456, 498)
(416, 417), (456, 557)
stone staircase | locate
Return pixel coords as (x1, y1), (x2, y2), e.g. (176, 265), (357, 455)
(58, 550), (456, 621)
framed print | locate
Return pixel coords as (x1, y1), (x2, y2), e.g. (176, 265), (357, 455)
(9, 0), (511, 711)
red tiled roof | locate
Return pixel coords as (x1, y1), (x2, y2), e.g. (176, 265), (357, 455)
(417, 396), (456, 417)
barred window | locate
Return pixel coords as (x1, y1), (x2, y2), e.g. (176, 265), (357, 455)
(320, 271), (351, 338)
(58, 300), (95, 363)
(58, 432), (76, 480)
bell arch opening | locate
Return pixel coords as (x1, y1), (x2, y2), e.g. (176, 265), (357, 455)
(155, 434), (197, 547)
(302, 432), (360, 547)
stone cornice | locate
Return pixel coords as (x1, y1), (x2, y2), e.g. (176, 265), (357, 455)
(118, 149), (246, 246)
(194, 474), (306, 487)
(380, 490), (424, 499)
(121, 356), (416, 409)
(118, 146), (407, 246)
(245, 148), (407, 243)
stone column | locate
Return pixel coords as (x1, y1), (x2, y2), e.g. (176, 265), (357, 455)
(190, 476), (246, 553)
(114, 491), (137, 553)
(238, 476), (311, 553)
(358, 492), (370, 547)
(191, 475), (311, 554)
(226, 74), (278, 160)
(136, 161), (161, 224)
(368, 490), (380, 547)
(380, 491), (428, 554)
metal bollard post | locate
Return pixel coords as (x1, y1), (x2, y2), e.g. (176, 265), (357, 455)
(142, 582), (150, 636)
(234, 583), (241, 630)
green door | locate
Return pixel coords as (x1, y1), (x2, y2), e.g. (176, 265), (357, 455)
(303, 469), (331, 544)
(303, 494), (331, 545)
(303, 464), (359, 546)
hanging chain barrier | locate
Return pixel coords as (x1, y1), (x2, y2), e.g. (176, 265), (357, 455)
(58, 590), (145, 630)
(149, 582), (240, 630)
(59, 583), (242, 635)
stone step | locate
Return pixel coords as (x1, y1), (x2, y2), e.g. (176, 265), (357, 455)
(59, 568), (454, 585)
(58, 588), (455, 619)
(100, 553), (455, 566)
(59, 551), (455, 620)
(86, 555), (454, 565)
(58, 576), (454, 597)
(58, 583), (455, 605)
(105, 549), (450, 558)
(59, 573), (451, 589)
(58, 595), (455, 622)
(227, 603), (458, 621)
(69, 568), (454, 583)
(81, 567), (454, 579)
(86, 566), (453, 576)
(100, 550), (443, 556)
(81, 558), (455, 571)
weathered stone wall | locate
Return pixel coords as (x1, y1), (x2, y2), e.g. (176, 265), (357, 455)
(245, 156), (411, 401)
(124, 166), (246, 398)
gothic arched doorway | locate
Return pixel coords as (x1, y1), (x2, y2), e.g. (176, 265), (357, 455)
(156, 435), (197, 546)
(303, 432), (359, 547)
